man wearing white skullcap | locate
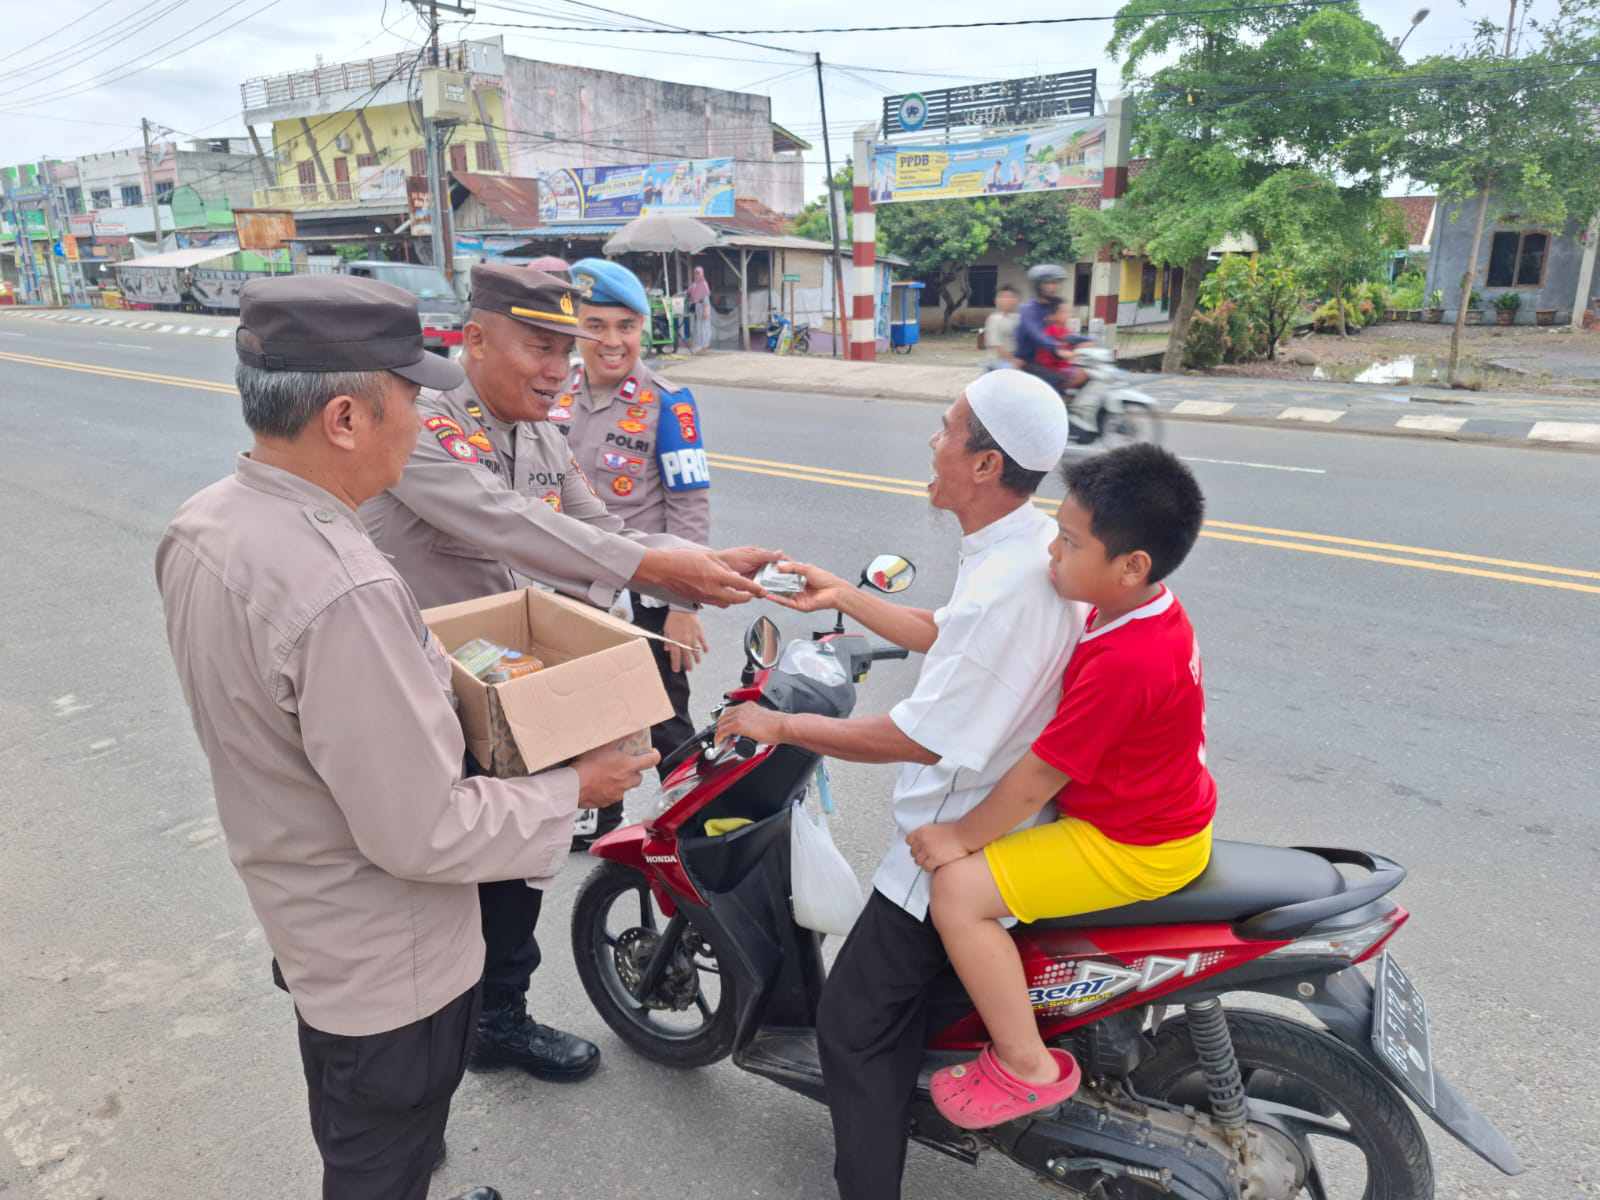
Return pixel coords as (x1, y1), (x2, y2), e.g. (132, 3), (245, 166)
(715, 370), (1088, 1199)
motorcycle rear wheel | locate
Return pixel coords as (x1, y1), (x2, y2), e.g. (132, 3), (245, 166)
(1098, 400), (1162, 447)
(571, 860), (738, 1069)
(1130, 1010), (1433, 1199)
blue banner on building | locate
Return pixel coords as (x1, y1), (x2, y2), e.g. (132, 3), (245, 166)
(538, 157), (735, 223)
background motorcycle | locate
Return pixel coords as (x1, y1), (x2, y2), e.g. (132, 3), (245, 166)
(765, 309), (812, 355)
(1055, 344), (1164, 448)
(570, 556), (1520, 1198)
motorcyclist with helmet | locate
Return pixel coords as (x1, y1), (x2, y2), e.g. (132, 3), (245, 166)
(1017, 264), (1095, 433)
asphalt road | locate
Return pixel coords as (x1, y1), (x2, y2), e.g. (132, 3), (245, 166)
(2, 319), (1596, 1200)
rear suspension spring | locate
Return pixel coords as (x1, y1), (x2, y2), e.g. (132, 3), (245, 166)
(1184, 998), (1248, 1131)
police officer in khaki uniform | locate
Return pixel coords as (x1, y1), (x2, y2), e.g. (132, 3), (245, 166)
(156, 274), (654, 1200)
(361, 261), (779, 1085)
(561, 259), (709, 847)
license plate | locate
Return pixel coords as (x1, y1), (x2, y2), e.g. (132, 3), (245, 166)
(1371, 952), (1436, 1107)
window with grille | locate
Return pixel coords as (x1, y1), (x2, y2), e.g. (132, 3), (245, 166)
(120, 184), (142, 207)
(449, 143), (467, 173)
(357, 153), (378, 168)
(91, 189), (111, 208)
(1487, 231), (1550, 288)
(474, 141), (494, 170)
(410, 148), (427, 178)
(155, 180), (173, 201)
(967, 265), (998, 308)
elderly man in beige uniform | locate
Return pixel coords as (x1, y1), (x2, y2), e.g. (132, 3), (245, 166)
(155, 274), (656, 1200)
(559, 257), (709, 849)
(361, 260), (779, 1086)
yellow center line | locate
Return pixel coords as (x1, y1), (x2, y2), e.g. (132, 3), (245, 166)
(4, 349), (1592, 597)
(709, 451), (1598, 586)
(0, 349), (237, 394)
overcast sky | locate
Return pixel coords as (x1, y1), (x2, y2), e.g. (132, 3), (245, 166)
(0, 0), (1518, 197)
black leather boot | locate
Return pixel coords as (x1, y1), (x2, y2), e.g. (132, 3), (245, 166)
(468, 986), (600, 1081)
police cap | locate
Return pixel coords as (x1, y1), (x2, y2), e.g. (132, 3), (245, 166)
(570, 258), (650, 318)
(236, 274), (463, 390)
(470, 261), (597, 339)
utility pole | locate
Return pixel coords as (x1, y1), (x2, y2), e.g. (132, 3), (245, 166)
(409, 0), (472, 277)
(814, 53), (847, 359)
(141, 118), (165, 249)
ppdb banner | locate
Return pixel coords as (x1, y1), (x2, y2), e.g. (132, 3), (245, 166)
(538, 157), (736, 222)
(869, 117), (1106, 205)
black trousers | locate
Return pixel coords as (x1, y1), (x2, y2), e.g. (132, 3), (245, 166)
(297, 985), (480, 1200)
(629, 592), (696, 777)
(478, 878), (544, 1000)
(816, 890), (972, 1200)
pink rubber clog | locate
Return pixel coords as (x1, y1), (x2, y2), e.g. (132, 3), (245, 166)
(929, 1045), (1082, 1130)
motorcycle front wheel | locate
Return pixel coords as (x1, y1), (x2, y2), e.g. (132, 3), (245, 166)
(1131, 1010), (1433, 1199)
(571, 859), (738, 1069)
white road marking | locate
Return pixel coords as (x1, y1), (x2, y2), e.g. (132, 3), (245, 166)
(176, 325), (192, 334)
(1172, 399), (1237, 417)
(93, 318), (112, 325)
(1397, 415), (1468, 434)
(1278, 406), (1345, 423)
(106, 342), (151, 350)
(157, 324), (174, 332)
(0, 330), (23, 338)
(1528, 421), (1600, 444)
(1181, 455), (1327, 475)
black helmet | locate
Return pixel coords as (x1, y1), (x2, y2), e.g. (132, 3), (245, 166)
(1027, 263), (1068, 297)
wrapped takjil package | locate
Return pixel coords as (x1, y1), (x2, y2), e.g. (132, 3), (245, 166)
(422, 588), (671, 777)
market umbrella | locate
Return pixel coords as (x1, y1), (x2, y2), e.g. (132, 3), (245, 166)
(602, 213), (719, 255)
(604, 214), (720, 351)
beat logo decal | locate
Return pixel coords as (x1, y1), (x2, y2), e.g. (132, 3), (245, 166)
(1028, 953), (1222, 1012)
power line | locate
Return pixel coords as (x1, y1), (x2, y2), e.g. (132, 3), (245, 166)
(0, 0), (193, 87)
(0, 0), (130, 67)
(465, 0), (1354, 37)
(0, 0), (289, 111)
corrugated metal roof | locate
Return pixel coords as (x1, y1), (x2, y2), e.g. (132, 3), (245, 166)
(117, 244), (238, 269)
(451, 172), (541, 226)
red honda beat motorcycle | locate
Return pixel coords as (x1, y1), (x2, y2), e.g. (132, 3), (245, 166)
(570, 556), (1521, 1198)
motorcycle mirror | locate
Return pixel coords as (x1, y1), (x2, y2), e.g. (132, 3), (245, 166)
(860, 554), (916, 595)
(744, 615), (781, 671)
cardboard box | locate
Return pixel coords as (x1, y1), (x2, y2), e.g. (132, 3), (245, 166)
(422, 587), (671, 775)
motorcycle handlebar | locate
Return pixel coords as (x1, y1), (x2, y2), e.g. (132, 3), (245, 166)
(867, 640), (910, 662)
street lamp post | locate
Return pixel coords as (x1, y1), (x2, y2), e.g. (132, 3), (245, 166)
(1394, 7), (1431, 53)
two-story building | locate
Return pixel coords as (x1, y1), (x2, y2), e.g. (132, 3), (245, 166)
(240, 37), (807, 256)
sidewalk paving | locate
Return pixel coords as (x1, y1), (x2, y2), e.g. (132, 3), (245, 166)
(658, 350), (1600, 451)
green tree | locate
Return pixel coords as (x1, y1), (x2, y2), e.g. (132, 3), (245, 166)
(992, 191), (1079, 267)
(1396, 0), (1600, 380)
(876, 197), (1003, 330)
(1072, 0), (1401, 370)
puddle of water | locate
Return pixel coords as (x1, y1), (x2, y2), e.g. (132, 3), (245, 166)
(1309, 355), (1526, 391)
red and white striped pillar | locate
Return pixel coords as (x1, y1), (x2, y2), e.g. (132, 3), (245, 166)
(1089, 96), (1132, 350)
(849, 124), (878, 361)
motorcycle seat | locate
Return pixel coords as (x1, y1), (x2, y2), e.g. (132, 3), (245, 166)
(1028, 841), (1346, 930)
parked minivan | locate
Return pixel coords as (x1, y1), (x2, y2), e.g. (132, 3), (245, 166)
(339, 260), (465, 355)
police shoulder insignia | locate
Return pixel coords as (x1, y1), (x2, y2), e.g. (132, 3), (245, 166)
(440, 433), (478, 463)
(424, 415), (464, 435)
(619, 377), (639, 400)
(465, 403), (483, 419)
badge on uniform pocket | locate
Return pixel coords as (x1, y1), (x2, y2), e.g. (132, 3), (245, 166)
(616, 419), (647, 434)
(611, 475), (634, 497)
(602, 450), (645, 476)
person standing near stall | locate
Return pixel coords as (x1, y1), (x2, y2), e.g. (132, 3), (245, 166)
(561, 257), (712, 846)
(685, 264), (713, 353)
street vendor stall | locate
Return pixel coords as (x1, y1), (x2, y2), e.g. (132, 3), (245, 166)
(114, 244), (238, 310)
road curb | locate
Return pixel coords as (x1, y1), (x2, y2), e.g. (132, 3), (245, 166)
(657, 364), (1600, 454)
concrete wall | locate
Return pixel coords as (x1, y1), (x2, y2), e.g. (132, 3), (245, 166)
(75, 145), (262, 215)
(1425, 195), (1588, 323)
(500, 58), (801, 215)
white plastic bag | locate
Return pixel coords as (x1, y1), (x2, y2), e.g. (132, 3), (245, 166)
(790, 799), (863, 937)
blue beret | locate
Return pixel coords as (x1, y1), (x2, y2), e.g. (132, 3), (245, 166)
(570, 258), (649, 318)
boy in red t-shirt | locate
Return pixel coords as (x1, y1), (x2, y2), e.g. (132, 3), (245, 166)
(906, 444), (1214, 1130)
(1034, 299), (1091, 393)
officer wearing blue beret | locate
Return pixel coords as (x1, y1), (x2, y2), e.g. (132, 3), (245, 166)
(560, 258), (711, 847)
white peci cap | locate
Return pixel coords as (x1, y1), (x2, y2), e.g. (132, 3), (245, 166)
(964, 369), (1069, 471)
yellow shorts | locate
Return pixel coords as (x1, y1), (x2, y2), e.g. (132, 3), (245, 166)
(983, 818), (1213, 925)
